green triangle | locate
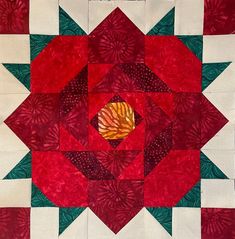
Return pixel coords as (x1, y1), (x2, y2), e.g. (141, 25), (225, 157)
(3, 64), (30, 90)
(146, 207), (172, 235)
(147, 8), (175, 35)
(202, 62), (231, 91)
(30, 35), (56, 61)
(176, 181), (201, 207)
(31, 183), (56, 207)
(4, 152), (31, 179)
(59, 7), (86, 35)
(177, 35), (202, 60)
(59, 208), (86, 235)
(201, 152), (228, 179)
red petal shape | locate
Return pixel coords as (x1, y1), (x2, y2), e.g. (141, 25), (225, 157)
(32, 151), (88, 206)
(5, 94), (60, 150)
(145, 36), (202, 92)
(89, 180), (143, 233)
(31, 36), (87, 93)
(89, 8), (144, 64)
(200, 95), (228, 147)
(144, 150), (200, 206)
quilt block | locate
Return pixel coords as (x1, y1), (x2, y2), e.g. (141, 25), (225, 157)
(0, 0), (235, 238)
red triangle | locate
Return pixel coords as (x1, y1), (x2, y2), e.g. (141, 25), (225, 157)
(60, 124), (84, 151)
(88, 93), (114, 119)
(148, 93), (174, 118)
(88, 64), (114, 91)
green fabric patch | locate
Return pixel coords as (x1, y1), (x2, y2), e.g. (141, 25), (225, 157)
(59, 208), (86, 235)
(59, 7), (86, 35)
(30, 35), (55, 61)
(4, 152), (31, 179)
(202, 62), (231, 91)
(201, 151), (228, 179)
(147, 8), (175, 35)
(31, 183), (56, 207)
(146, 207), (172, 235)
(176, 181), (201, 207)
(3, 64), (30, 90)
(177, 35), (202, 60)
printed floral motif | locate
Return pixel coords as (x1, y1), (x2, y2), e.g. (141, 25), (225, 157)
(89, 180), (143, 233)
(202, 208), (235, 239)
(0, 208), (30, 239)
(0, 0), (29, 33)
(89, 8), (144, 63)
(204, 0), (235, 34)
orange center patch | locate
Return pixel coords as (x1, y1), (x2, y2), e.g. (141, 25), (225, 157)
(98, 102), (135, 140)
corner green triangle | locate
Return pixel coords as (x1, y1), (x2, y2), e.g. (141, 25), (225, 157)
(146, 207), (172, 235)
(176, 181), (201, 207)
(3, 64), (30, 90)
(202, 62), (231, 91)
(30, 35), (56, 61)
(4, 152), (31, 179)
(59, 7), (86, 35)
(177, 35), (202, 60)
(201, 152), (228, 179)
(31, 183), (56, 207)
(147, 8), (175, 35)
(59, 208), (86, 235)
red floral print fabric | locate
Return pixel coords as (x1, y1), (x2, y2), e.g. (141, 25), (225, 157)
(204, 0), (235, 35)
(0, 0), (29, 34)
(0, 208), (30, 239)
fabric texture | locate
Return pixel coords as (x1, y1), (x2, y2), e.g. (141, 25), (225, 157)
(0, 0), (234, 238)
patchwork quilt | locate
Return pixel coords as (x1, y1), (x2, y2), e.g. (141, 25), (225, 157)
(0, 0), (235, 238)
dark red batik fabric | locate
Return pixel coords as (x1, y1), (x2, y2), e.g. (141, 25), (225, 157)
(202, 208), (235, 239)
(0, 0), (29, 34)
(0, 208), (30, 239)
(4, 7), (229, 233)
(204, 0), (235, 35)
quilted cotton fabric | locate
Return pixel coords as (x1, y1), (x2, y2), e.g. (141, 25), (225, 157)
(0, 0), (235, 239)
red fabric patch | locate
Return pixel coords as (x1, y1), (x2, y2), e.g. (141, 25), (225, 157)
(89, 180), (143, 233)
(0, 0), (29, 34)
(204, 0), (235, 35)
(89, 8), (144, 64)
(119, 152), (144, 180)
(0, 208), (30, 239)
(59, 125), (85, 151)
(145, 36), (202, 92)
(202, 208), (235, 239)
(173, 93), (201, 149)
(31, 36), (88, 93)
(32, 151), (88, 206)
(144, 150), (200, 206)
(88, 64), (114, 91)
(5, 94), (60, 151)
